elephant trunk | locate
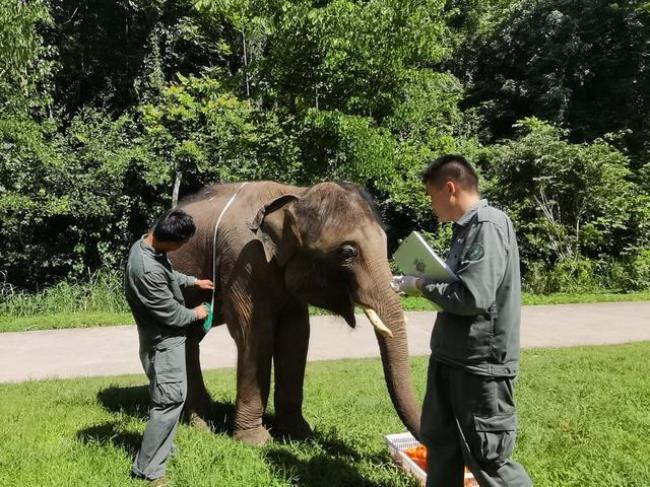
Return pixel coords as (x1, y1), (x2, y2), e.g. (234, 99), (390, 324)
(362, 282), (422, 440)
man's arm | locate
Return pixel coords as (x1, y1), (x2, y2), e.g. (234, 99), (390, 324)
(420, 222), (508, 316)
(173, 270), (197, 289)
(135, 271), (199, 327)
(173, 270), (215, 291)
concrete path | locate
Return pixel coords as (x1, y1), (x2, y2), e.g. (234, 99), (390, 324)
(1, 301), (649, 383)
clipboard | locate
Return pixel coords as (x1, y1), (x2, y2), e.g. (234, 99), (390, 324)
(393, 231), (457, 282)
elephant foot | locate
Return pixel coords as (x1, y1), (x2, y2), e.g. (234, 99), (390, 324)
(184, 392), (214, 427)
(273, 415), (313, 441)
(186, 390), (213, 414)
(234, 425), (272, 446)
(187, 411), (213, 433)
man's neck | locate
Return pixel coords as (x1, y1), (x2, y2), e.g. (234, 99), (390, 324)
(452, 193), (481, 223)
(143, 233), (162, 253)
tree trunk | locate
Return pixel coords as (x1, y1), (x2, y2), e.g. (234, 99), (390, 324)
(172, 169), (182, 207)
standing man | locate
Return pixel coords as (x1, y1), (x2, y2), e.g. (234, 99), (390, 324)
(125, 208), (214, 486)
(393, 155), (532, 486)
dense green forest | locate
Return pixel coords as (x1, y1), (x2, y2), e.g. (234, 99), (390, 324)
(1, 0), (649, 295)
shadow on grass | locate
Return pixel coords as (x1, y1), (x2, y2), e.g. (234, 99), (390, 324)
(74, 386), (150, 458)
(97, 385), (150, 420)
(95, 384), (237, 434)
(76, 421), (142, 456)
(87, 385), (391, 485)
(264, 429), (391, 487)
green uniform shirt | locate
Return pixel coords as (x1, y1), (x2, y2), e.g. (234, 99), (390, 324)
(124, 236), (199, 353)
(421, 200), (522, 377)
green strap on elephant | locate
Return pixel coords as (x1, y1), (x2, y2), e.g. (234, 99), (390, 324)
(201, 302), (214, 332)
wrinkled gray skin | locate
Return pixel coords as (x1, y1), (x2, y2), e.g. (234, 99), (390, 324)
(169, 181), (421, 445)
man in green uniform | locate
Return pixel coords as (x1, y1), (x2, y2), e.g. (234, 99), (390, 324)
(393, 155), (532, 486)
(125, 209), (214, 486)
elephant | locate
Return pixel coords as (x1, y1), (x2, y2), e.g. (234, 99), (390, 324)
(169, 180), (421, 445)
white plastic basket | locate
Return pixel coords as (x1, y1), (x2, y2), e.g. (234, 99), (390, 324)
(385, 432), (478, 486)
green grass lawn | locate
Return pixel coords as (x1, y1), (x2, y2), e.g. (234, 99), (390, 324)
(0, 311), (135, 332)
(1, 343), (649, 486)
(1, 291), (649, 333)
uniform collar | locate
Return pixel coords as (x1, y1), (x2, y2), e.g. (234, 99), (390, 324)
(139, 234), (166, 259)
(455, 199), (487, 227)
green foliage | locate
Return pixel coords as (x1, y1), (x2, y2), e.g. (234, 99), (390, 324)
(0, 269), (128, 317)
(298, 109), (398, 188)
(0, 0), (649, 297)
(0, 0), (54, 116)
(46, 0), (231, 115)
(478, 117), (650, 294)
(524, 258), (601, 295)
(0, 109), (170, 286)
(252, 0), (450, 119)
(0, 115), (69, 285)
(137, 74), (301, 192)
(458, 0), (650, 167)
(625, 249), (650, 291)
(421, 224), (454, 259)
(481, 118), (639, 270)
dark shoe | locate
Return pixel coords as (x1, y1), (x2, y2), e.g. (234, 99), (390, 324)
(130, 472), (170, 486)
(149, 476), (170, 487)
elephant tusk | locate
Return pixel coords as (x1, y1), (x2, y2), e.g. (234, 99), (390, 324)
(361, 306), (394, 338)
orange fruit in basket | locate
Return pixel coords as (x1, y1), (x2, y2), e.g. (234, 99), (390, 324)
(404, 444), (428, 471)
(402, 445), (478, 486)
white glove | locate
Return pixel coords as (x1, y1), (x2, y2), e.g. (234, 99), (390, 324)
(390, 275), (422, 296)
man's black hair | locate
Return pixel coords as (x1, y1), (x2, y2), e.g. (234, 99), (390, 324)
(421, 154), (479, 191)
(153, 208), (196, 243)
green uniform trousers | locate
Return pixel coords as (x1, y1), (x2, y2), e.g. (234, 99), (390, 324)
(132, 341), (187, 480)
(421, 358), (532, 487)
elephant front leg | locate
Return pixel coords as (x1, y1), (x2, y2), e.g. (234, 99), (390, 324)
(273, 304), (313, 440)
(232, 327), (274, 446)
(184, 329), (213, 431)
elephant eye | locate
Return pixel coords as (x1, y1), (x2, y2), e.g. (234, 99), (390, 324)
(339, 244), (359, 261)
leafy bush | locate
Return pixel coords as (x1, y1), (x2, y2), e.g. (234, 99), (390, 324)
(1, 0), (649, 300)
(481, 118), (639, 271)
(0, 269), (128, 317)
(457, 0), (650, 168)
(625, 250), (650, 291)
(524, 258), (603, 294)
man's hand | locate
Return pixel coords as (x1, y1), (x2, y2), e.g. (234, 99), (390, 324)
(200, 302), (214, 332)
(390, 275), (423, 296)
(195, 279), (214, 291)
(194, 304), (209, 320)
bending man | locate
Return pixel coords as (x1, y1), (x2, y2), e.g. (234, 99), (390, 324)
(125, 208), (213, 486)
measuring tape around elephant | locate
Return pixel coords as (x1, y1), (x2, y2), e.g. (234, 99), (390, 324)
(209, 182), (249, 314)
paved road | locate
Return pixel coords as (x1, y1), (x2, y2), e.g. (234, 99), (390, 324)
(1, 301), (649, 383)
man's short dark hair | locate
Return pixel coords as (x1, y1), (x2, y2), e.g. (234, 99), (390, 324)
(153, 209), (196, 243)
(421, 154), (479, 191)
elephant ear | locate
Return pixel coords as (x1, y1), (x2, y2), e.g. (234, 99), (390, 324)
(249, 194), (302, 266)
